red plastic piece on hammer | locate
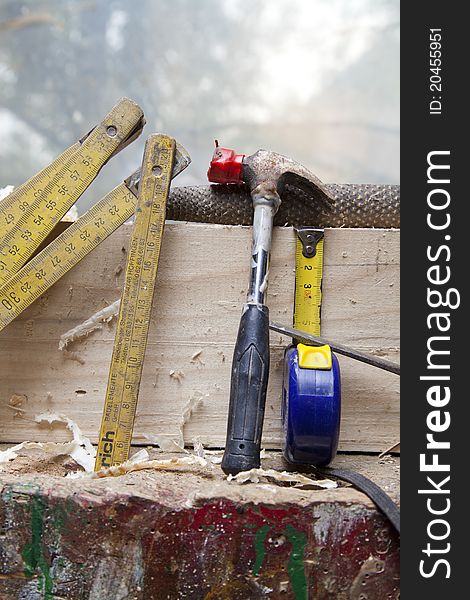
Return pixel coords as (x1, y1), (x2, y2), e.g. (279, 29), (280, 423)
(207, 141), (245, 184)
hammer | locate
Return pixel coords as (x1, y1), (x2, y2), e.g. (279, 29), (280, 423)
(208, 144), (335, 475)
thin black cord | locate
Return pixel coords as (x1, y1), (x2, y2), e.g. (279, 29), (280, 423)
(317, 466), (400, 534)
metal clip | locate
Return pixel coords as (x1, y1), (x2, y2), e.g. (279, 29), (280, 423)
(296, 228), (324, 258)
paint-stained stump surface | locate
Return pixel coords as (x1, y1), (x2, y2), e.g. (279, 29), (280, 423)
(0, 451), (399, 599)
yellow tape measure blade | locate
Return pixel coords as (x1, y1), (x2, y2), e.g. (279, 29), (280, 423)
(293, 229), (324, 337)
(95, 135), (176, 470)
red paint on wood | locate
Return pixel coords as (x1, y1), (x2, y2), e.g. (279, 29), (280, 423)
(0, 482), (399, 599)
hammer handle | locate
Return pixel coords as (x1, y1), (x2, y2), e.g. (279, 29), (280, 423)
(221, 303), (270, 475)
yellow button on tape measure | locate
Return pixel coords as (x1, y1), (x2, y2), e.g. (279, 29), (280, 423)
(297, 343), (332, 369)
(293, 228), (324, 336)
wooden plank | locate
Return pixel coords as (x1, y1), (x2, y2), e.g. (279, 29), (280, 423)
(0, 223), (399, 452)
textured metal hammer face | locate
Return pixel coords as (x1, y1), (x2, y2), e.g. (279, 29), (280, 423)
(242, 149), (336, 208)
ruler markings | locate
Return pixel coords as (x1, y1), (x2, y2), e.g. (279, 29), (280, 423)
(95, 135), (175, 469)
(293, 236), (324, 336)
(0, 183), (137, 330)
(0, 98), (143, 285)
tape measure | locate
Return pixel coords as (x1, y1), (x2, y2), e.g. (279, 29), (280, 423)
(293, 228), (324, 335)
(0, 97), (144, 286)
(281, 226), (341, 467)
(95, 134), (176, 470)
(0, 145), (190, 332)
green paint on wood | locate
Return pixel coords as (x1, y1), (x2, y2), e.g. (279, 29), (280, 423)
(252, 524), (270, 576)
(21, 494), (54, 599)
(285, 524), (308, 600)
(53, 503), (67, 532)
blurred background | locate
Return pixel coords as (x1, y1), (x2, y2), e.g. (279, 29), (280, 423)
(0, 0), (399, 214)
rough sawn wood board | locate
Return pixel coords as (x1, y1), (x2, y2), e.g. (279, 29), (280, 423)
(0, 223), (399, 452)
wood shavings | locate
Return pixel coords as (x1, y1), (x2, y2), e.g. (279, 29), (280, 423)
(6, 394), (27, 417)
(8, 393), (26, 407)
(130, 449), (150, 463)
(62, 350), (85, 365)
(0, 442), (29, 463)
(66, 448), (151, 480)
(0, 440), (80, 464)
(35, 412), (96, 472)
(5, 405), (26, 417)
(142, 433), (186, 453)
(58, 299), (121, 350)
(178, 392), (206, 447)
(227, 468), (337, 489)
(378, 441), (400, 458)
(169, 369), (185, 382)
(4, 393), (26, 417)
(192, 439), (223, 464)
(192, 439), (205, 457)
(142, 393), (206, 452)
(93, 454), (208, 479)
(190, 350), (203, 364)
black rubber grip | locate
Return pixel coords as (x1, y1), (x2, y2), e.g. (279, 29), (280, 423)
(221, 303), (270, 475)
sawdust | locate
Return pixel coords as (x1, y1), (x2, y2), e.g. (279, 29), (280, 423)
(34, 412), (96, 471)
(0, 449), (79, 477)
(0, 412), (95, 472)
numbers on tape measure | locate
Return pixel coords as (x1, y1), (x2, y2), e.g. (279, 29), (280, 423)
(0, 183), (138, 331)
(294, 236), (324, 336)
(95, 135), (175, 470)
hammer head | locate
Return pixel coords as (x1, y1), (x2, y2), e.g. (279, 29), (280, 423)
(208, 145), (335, 207)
